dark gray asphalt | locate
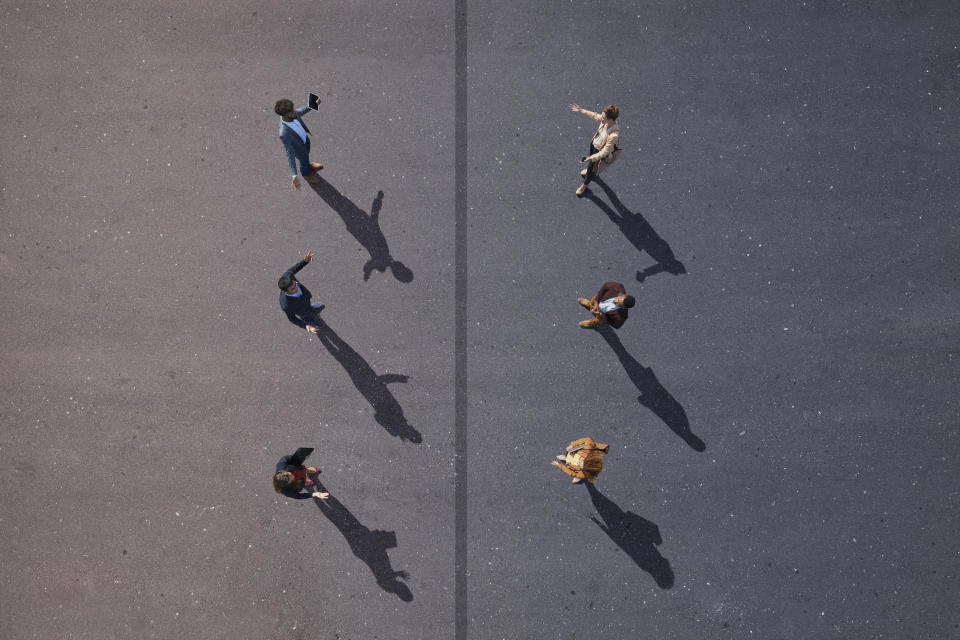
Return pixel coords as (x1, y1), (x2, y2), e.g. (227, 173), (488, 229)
(1, 1), (958, 639)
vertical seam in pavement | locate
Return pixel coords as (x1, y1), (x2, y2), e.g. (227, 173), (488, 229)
(454, 0), (468, 637)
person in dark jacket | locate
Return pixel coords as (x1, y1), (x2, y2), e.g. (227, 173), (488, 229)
(275, 97), (323, 191)
(273, 448), (328, 500)
(279, 251), (325, 334)
(577, 281), (635, 329)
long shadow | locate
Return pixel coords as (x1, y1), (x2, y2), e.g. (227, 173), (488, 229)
(596, 325), (705, 451)
(585, 482), (674, 589)
(315, 323), (421, 443)
(311, 480), (413, 602)
(583, 177), (686, 283)
(309, 178), (413, 283)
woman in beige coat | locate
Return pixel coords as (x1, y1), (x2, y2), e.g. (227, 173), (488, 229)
(551, 437), (610, 483)
(569, 103), (620, 196)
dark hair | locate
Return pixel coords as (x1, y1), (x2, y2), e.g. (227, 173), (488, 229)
(622, 295), (636, 308)
(602, 104), (619, 121)
(273, 471), (295, 493)
(274, 98), (294, 116)
(278, 275), (293, 291)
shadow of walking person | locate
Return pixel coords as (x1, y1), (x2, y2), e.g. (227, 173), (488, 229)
(585, 482), (674, 589)
(312, 483), (413, 602)
(309, 179), (413, 283)
(583, 177), (686, 283)
(315, 323), (422, 443)
(595, 325), (705, 451)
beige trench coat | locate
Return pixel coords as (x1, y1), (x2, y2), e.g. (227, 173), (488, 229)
(581, 109), (620, 174)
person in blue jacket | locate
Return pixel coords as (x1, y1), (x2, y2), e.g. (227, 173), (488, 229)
(278, 251), (326, 334)
(275, 97), (323, 190)
(273, 448), (329, 501)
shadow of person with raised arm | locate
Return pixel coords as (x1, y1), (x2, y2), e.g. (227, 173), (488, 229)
(311, 480), (413, 602)
(595, 325), (705, 451)
(315, 323), (422, 443)
(585, 482), (674, 589)
(309, 179), (413, 283)
(583, 177), (686, 283)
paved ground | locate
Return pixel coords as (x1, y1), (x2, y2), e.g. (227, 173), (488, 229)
(1, 1), (958, 639)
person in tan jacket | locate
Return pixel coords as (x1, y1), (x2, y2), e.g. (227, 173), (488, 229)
(551, 437), (610, 483)
(569, 103), (621, 196)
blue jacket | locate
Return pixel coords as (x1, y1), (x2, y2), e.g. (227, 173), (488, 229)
(279, 260), (318, 329)
(279, 105), (313, 175)
(276, 455), (312, 500)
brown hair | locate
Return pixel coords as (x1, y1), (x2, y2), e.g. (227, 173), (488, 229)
(272, 471), (296, 493)
(602, 104), (619, 121)
(274, 98), (294, 116)
(578, 450), (606, 481)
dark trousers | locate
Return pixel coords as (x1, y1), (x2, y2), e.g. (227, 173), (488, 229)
(297, 137), (316, 176)
(583, 143), (600, 185)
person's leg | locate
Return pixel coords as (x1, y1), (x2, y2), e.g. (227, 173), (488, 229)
(300, 137), (322, 175)
(578, 315), (607, 329)
(582, 143), (599, 185)
(298, 152), (320, 183)
(577, 143), (599, 195)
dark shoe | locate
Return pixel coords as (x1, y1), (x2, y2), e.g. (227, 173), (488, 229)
(309, 162), (324, 171)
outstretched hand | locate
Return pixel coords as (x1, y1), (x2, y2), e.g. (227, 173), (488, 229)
(303, 250), (316, 262)
(568, 103), (580, 112)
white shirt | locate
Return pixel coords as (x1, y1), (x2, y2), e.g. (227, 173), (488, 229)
(592, 126), (607, 148)
(282, 119), (308, 144)
(598, 297), (620, 313)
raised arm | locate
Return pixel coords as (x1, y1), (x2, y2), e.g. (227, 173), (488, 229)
(569, 103), (602, 121)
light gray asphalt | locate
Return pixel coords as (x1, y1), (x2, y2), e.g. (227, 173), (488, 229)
(1, 1), (958, 639)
